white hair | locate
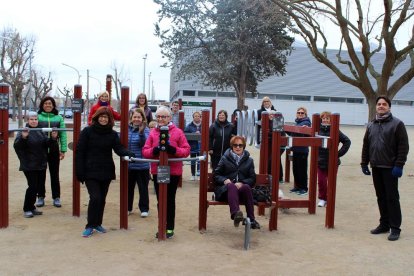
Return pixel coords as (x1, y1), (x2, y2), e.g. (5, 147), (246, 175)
(155, 106), (172, 116)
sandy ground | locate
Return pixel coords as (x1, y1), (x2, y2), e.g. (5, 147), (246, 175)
(1, 124), (414, 275)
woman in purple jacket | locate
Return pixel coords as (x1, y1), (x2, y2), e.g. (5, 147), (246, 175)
(142, 106), (190, 238)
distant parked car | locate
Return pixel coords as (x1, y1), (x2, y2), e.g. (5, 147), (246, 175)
(59, 109), (73, 118)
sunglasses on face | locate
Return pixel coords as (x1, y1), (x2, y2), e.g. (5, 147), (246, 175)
(297, 112), (305, 115)
(232, 144), (244, 148)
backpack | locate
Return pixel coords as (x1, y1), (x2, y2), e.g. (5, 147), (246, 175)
(252, 185), (272, 205)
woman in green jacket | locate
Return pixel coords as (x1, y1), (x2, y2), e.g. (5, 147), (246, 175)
(36, 96), (67, 208)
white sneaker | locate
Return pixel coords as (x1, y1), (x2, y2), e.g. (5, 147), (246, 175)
(189, 176), (195, 181)
(141, 211), (149, 218)
(318, 200), (327, 207)
(128, 211), (132, 216)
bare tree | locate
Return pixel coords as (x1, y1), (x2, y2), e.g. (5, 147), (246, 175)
(0, 28), (35, 127)
(263, 0), (414, 120)
(30, 69), (53, 109)
(111, 61), (130, 112)
(57, 86), (73, 117)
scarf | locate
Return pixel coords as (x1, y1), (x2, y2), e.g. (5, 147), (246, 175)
(230, 150), (244, 166)
(99, 101), (109, 106)
(376, 111), (391, 122)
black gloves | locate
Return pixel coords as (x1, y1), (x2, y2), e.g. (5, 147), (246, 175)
(167, 144), (176, 155)
(361, 165), (371, 175)
(392, 166), (403, 178)
(153, 146), (160, 156)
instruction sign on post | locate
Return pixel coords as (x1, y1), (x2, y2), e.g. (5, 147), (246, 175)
(157, 166), (170, 184)
(71, 99), (84, 113)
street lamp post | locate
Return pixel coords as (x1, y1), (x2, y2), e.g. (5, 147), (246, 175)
(142, 54), (147, 94)
(148, 72), (151, 102)
(62, 63), (81, 84)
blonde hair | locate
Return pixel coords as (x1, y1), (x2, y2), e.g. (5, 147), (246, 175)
(262, 96), (272, 105)
(148, 120), (157, 129)
(98, 91), (109, 101)
(297, 106), (308, 116)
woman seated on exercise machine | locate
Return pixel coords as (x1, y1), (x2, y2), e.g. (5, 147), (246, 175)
(213, 135), (260, 229)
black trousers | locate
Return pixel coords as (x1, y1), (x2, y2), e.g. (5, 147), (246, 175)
(372, 167), (402, 233)
(38, 147), (61, 199)
(153, 175), (180, 230)
(190, 152), (200, 176)
(85, 179), (111, 228)
(292, 152), (308, 190)
(268, 148), (284, 181)
(128, 169), (150, 212)
(23, 170), (45, 212)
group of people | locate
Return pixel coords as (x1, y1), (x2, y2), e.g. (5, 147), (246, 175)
(14, 93), (409, 241)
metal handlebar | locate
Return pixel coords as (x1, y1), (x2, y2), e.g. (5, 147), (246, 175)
(8, 128), (74, 132)
(123, 154), (207, 163)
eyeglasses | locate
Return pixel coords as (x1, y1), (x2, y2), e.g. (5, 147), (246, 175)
(156, 115), (169, 119)
(99, 115), (109, 119)
(297, 112), (305, 115)
(232, 144), (244, 148)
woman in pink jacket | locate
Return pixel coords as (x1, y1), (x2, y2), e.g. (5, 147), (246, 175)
(143, 106), (190, 239)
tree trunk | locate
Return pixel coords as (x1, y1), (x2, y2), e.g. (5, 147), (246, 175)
(366, 95), (377, 122)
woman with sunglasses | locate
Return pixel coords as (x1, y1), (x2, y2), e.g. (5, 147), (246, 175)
(213, 136), (260, 229)
(143, 106), (190, 239)
(289, 107), (311, 195)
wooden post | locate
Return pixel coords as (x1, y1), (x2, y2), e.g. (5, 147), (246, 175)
(308, 113), (320, 215)
(259, 112), (269, 174)
(72, 85), (82, 217)
(106, 74), (112, 104)
(120, 87), (129, 229)
(325, 113), (340, 228)
(158, 150), (168, 240)
(0, 84), (9, 228)
(198, 109), (210, 231)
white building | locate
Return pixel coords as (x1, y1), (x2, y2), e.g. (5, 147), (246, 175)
(170, 46), (414, 125)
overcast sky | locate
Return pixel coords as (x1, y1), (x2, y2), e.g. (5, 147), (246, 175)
(1, 0), (171, 101)
(2, 1), (413, 103)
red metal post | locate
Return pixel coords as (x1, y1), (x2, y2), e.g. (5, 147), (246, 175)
(0, 84), (9, 228)
(259, 112), (269, 174)
(284, 149), (291, 183)
(198, 109), (210, 231)
(269, 130), (282, 231)
(325, 113), (340, 228)
(211, 99), (216, 123)
(120, 87), (130, 229)
(106, 74), (112, 104)
(158, 151), (168, 240)
(72, 85), (82, 217)
(308, 113), (320, 215)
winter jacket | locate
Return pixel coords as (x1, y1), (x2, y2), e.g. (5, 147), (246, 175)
(209, 120), (234, 158)
(14, 125), (57, 171)
(184, 121), (201, 154)
(318, 125), (351, 169)
(214, 148), (256, 200)
(37, 111), (67, 152)
(361, 113), (409, 168)
(127, 124), (150, 170)
(257, 105), (276, 144)
(75, 124), (133, 182)
(289, 117), (311, 154)
(88, 101), (121, 125)
(142, 123), (190, 175)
